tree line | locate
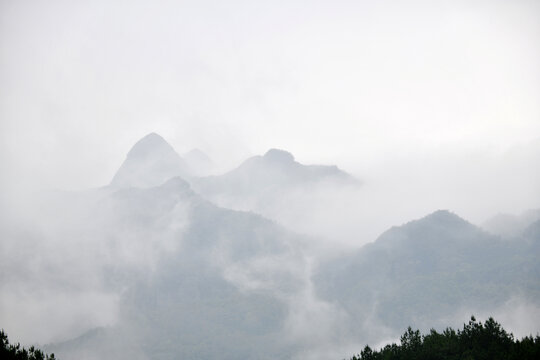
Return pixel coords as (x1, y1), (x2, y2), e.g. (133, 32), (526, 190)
(349, 316), (540, 360)
(1, 330), (56, 360)
(3, 316), (540, 360)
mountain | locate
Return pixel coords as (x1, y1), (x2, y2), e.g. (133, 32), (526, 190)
(194, 148), (358, 195)
(43, 177), (309, 360)
(191, 148), (361, 241)
(6, 132), (539, 359)
(314, 210), (540, 341)
(183, 148), (215, 176)
(110, 133), (189, 188)
(34, 140), (361, 359)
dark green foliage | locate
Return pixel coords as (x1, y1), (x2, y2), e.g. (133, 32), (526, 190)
(348, 317), (540, 360)
(1, 329), (56, 360)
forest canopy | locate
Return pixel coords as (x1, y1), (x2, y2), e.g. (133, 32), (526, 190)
(1, 330), (56, 360)
(349, 316), (540, 360)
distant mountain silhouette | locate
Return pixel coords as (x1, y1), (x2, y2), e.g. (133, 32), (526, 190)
(314, 209), (540, 340)
(110, 133), (189, 188)
(9, 134), (538, 360)
(194, 148), (358, 195)
(189, 148), (361, 239)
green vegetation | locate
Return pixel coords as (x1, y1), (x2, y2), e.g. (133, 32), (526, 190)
(1, 330), (56, 360)
(349, 317), (540, 360)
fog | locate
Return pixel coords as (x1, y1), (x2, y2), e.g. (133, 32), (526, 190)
(1, 0), (540, 359)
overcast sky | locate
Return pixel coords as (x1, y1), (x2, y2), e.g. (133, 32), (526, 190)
(1, 0), (539, 215)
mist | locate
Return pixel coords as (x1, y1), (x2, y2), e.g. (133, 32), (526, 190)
(1, 1), (540, 359)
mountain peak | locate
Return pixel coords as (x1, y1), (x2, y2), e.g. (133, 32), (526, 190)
(407, 209), (482, 235)
(126, 133), (175, 159)
(376, 209), (484, 248)
(427, 209), (457, 219)
(263, 149), (295, 163)
(423, 209), (470, 225)
(110, 133), (188, 188)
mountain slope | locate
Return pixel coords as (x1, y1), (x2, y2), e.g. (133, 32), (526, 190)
(314, 210), (540, 339)
(43, 177), (309, 360)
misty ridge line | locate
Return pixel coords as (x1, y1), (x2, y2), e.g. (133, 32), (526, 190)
(107, 132), (366, 245)
(105, 132), (535, 241)
(109, 132), (359, 188)
(1, 132), (539, 360)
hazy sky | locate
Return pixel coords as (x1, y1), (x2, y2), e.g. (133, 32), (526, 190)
(1, 0), (539, 198)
